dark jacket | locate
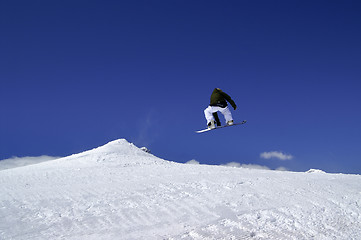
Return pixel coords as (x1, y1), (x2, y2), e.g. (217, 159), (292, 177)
(210, 88), (237, 110)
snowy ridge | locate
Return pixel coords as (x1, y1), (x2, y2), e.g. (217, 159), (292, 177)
(56, 139), (168, 164)
(306, 169), (327, 174)
(11, 139), (169, 172)
(1, 139), (361, 239)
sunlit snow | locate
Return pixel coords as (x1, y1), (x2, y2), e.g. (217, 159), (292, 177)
(1, 139), (360, 239)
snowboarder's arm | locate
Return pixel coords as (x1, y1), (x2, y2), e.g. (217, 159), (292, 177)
(221, 92), (237, 110)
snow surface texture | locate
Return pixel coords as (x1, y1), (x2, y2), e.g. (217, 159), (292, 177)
(1, 139), (361, 240)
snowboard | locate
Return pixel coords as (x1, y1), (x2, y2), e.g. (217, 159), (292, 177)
(196, 120), (247, 133)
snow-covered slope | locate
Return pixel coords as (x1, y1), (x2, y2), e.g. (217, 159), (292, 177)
(1, 139), (360, 240)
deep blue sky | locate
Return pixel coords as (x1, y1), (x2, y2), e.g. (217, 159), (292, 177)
(1, 0), (360, 174)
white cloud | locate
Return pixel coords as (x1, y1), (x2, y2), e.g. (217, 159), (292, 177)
(260, 151), (293, 161)
(275, 166), (289, 171)
(223, 162), (242, 168)
(223, 162), (271, 170)
(240, 164), (271, 170)
(185, 159), (200, 165)
(185, 160), (270, 169)
(0, 156), (61, 171)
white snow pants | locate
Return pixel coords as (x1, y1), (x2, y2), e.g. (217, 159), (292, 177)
(204, 106), (233, 125)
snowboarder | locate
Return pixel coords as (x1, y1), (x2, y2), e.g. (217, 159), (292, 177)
(204, 88), (237, 129)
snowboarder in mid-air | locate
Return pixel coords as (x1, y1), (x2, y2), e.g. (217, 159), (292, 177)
(204, 88), (237, 129)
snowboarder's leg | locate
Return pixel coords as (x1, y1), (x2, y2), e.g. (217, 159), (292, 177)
(212, 112), (221, 126)
(204, 106), (215, 124)
(219, 106), (233, 125)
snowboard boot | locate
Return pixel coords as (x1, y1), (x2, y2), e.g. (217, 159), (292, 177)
(227, 120), (234, 126)
(207, 120), (216, 129)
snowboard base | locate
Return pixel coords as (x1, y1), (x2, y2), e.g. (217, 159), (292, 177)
(196, 120), (247, 133)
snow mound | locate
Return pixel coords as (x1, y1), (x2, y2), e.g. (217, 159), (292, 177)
(1, 139), (163, 172)
(1, 139), (361, 239)
(47, 139), (169, 168)
(66, 139), (154, 158)
(306, 169), (327, 174)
